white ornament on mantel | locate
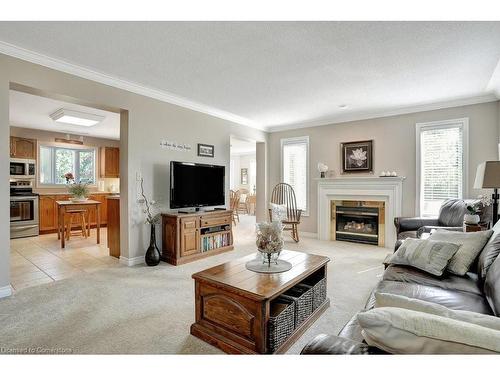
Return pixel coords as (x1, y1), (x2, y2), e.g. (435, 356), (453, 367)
(160, 139), (192, 152)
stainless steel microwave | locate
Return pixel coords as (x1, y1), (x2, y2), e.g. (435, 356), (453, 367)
(10, 158), (36, 179)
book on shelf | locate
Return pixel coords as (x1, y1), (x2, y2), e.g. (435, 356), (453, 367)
(202, 232), (231, 252)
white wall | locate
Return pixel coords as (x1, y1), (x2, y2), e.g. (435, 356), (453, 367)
(269, 101), (500, 233)
(0, 53), (267, 292)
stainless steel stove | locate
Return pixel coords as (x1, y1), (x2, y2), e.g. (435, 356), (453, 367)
(10, 179), (39, 239)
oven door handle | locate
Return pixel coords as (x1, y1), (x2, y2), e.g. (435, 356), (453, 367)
(11, 225), (38, 231)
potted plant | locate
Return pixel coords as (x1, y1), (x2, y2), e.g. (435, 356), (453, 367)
(64, 172), (90, 202)
(465, 195), (492, 224)
(139, 178), (161, 266)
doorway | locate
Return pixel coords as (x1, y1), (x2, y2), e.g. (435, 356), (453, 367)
(8, 84), (125, 292)
(230, 136), (257, 236)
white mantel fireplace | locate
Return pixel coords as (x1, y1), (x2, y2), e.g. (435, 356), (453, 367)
(317, 177), (405, 248)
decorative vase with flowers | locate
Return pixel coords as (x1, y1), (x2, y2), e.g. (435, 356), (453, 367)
(64, 172), (90, 202)
(465, 195), (492, 224)
(139, 178), (161, 266)
(255, 221), (284, 266)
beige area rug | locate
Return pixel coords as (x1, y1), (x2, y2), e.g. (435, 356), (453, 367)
(0, 215), (389, 354)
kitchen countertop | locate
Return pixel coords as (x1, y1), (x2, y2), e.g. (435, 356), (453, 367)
(36, 191), (118, 195)
(106, 195), (120, 200)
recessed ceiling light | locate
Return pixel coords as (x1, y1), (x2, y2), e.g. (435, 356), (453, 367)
(339, 104), (348, 109)
(50, 109), (105, 127)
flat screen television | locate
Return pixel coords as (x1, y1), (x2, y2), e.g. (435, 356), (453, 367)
(170, 161), (225, 209)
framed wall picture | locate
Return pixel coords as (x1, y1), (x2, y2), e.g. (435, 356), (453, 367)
(197, 143), (214, 157)
(341, 140), (373, 173)
(241, 168), (248, 185)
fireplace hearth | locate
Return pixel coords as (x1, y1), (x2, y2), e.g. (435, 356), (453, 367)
(331, 201), (385, 246)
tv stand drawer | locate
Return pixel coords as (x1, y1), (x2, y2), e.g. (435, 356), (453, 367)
(200, 215), (231, 228)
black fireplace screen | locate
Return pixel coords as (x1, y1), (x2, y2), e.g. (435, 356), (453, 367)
(335, 206), (379, 245)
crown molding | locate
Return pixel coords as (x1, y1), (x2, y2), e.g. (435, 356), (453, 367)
(0, 41), (266, 131)
(487, 58), (500, 98)
(266, 94), (499, 132)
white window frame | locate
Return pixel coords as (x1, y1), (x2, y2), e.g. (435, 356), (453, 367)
(415, 118), (469, 217)
(280, 136), (310, 216)
(37, 141), (98, 188)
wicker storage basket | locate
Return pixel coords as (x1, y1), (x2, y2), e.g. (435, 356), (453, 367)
(310, 277), (327, 310)
(302, 272), (327, 311)
(283, 284), (313, 327)
(268, 297), (295, 353)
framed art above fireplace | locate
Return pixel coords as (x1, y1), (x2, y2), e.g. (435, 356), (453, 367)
(341, 140), (373, 173)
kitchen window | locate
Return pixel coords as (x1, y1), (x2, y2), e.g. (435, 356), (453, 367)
(281, 136), (309, 215)
(39, 144), (97, 185)
(416, 118), (468, 216)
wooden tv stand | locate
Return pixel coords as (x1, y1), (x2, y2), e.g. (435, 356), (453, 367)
(161, 209), (233, 265)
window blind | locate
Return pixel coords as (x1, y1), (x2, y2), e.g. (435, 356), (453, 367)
(282, 138), (308, 212)
(420, 125), (464, 216)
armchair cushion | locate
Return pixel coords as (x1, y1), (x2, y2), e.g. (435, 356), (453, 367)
(416, 225), (462, 238)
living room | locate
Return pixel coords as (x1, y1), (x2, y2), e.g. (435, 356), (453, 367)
(2, 2), (500, 374)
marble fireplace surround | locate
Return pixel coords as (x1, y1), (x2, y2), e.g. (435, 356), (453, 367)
(317, 177), (405, 248)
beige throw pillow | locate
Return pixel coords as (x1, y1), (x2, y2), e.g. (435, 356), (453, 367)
(386, 238), (460, 276)
(357, 307), (500, 354)
(374, 292), (500, 330)
(430, 229), (493, 276)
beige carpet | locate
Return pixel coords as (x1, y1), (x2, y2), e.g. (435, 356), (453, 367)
(0, 215), (389, 354)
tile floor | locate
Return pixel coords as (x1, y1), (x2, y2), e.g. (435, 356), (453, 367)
(10, 228), (121, 292)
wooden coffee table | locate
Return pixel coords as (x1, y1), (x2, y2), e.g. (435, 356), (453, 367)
(190, 250), (330, 354)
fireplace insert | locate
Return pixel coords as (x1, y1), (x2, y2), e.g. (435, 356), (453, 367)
(335, 205), (379, 245)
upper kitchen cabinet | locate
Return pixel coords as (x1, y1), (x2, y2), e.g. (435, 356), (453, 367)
(10, 136), (36, 159)
(100, 147), (120, 178)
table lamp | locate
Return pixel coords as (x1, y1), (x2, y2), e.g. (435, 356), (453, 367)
(474, 161), (500, 225)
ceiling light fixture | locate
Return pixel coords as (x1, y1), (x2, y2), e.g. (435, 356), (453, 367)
(50, 109), (105, 127)
(338, 104), (348, 109)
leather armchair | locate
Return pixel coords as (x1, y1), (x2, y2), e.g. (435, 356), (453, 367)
(394, 199), (489, 251)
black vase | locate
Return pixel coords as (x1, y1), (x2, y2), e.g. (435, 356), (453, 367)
(145, 223), (161, 266)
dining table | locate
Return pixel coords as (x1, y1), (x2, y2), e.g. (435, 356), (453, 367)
(56, 199), (102, 249)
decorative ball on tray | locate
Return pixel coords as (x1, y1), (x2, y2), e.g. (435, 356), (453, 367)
(246, 221), (292, 273)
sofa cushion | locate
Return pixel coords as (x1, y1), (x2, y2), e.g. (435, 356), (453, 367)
(366, 280), (493, 315)
(386, 238), (460, 276)
(477, 220), (500, 284)
(484, 255), (500, 316)
(374, 293), (500, 330)
(430, 229), (493, 276)
(357, 307), (500, 354)
(383, 264), (482, 295)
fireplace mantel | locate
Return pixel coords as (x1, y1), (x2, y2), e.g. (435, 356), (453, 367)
(317, 176), (405, 248)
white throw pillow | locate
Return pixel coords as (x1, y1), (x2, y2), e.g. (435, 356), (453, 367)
(269, 203), (287, 222)
(430, 229), (493, 276)
(357, 307), (500, 354)
(374, 292), (500, 330)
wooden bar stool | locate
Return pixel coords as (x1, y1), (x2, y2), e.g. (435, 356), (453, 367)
(65, 209), (89, 240)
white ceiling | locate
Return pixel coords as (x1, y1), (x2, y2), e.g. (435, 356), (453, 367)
(9, 90), (120, 139)
(1, 22), (500, 132)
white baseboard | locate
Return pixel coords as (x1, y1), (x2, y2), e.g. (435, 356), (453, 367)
(0, 285), (13, 299)
(119, 256), (145, 266)
(299, 231), (318, 238)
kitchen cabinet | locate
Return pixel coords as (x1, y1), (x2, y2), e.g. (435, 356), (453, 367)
(100, 147), (120, 178)
(106, 196), (120, 258)
(10, 136), (36, 159)
(39, 196), (57, 232)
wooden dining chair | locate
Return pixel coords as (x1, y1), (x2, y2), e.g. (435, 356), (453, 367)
(268, 183), (302, 242)
(237, 188), (250, 214)
(230, 190), (241, 225)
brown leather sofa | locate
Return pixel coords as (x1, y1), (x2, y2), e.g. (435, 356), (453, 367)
(394, 199), (490, 251)
(301, 220), (500, 354)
